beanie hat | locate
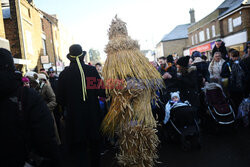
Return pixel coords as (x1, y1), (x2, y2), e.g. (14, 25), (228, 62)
(170, 91), (180, 99)
(22, 77), (30, 83)
(192, 51), (202, 60)
(167, 55), (174, 63)
(0, 48), (15, 72)
(176, 56), (190, 68)
(38, 73), (47, 81)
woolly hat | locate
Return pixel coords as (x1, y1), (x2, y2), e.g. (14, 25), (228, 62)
(192, 51), (202, 60)
(176, 56), (190, 67)
(167, 55), (174, 63)
(22, 77), (30, 83)
(170, 91), (180, 99)
(0, 48), (15, 72)
(38, 73), (47, 81)
(67, 44), (86, 61)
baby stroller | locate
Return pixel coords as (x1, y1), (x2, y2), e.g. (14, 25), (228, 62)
(203, 83), (236, 127)
(164, 102), (201, 151)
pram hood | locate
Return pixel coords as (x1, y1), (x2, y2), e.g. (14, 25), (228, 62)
(203, 82), (223, 91)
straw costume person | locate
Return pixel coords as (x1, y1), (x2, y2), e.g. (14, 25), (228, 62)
(102, 16), (164, 167)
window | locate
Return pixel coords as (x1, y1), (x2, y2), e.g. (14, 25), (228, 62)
(191, 36), (194, 45)
(25, 30), (33, 54)
(41, 18), (44, 31)
(199, 31), (205, 42)
(206, 28), (210, 40)
(195, 34), (198, 44)
(212, 25), (216, 38)
(42, 39), (47, 56)
(228, 18), (233, 33)
(233, 16), (242, 27)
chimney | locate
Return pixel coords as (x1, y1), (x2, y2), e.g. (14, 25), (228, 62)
(27, 0), (34, 4)
(189, 8), (195, 24)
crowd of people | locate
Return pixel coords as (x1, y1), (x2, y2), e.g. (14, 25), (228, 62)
(156, 40), (249, 114)
(0, 39), (249, 167)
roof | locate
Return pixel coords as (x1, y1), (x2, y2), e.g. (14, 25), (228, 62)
(218, 0), (244, 17)
(161, 24), (190, 42)
(2, 7), (10, 19)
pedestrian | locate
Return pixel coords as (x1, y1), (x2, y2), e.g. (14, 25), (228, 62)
(212, 39), (229, 60)
(208, 51), (225, 84)
(57, 44), (105, 167)
(176, 56), (200, 109)
(240, 45), (250, 97)
(48, 67), (58, 93)
(95, 62), (103, 79)
(38, 73), (61, 145)
(0, 48), (61, 167)
(221, 49), (245, 110)
(243, 41), (250, 59)
(191, 51), (210, 88)
(22, 76), (30, 87)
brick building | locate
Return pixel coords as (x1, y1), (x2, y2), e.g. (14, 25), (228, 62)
(185, 0), (250, 59)
(156, 9), (195, 58)
(3, 0), (44, 71)
(218, 0), (250, 56)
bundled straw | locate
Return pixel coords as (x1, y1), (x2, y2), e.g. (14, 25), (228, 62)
(117, 125), (160, 167)
(102, 16), (164, 167)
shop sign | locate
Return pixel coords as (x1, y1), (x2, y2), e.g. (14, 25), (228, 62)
(189, 43), (212, 55)
(41, 55), (49, 64)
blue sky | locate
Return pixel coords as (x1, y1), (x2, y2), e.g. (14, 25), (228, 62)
(35, 0), (225, 59)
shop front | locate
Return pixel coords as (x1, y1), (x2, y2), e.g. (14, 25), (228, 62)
(189, 42), (214, 60)
(223, 31), (247, 57)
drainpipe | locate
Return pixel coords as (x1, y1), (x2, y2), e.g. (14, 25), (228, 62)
(17, 0), (28, 71)
(50, 22), (58, 74)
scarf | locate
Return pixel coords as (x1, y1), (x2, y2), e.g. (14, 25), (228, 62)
(70, 53), (87, 101)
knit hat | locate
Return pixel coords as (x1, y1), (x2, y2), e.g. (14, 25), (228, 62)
(22, 77), (30, 83)
(170, 91), (180, 99)
(176, 56), (190, 67)
(192, 51), (202, 60)
(38, 73), (47, 81)
(167, 55), (174, 63)
(0, 48), (15, 72)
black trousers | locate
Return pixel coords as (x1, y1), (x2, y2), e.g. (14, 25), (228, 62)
(64, 140), (100, 167)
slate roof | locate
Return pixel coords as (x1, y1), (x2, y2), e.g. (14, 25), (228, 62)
(2, 7), (10, 19)
(218, 0), (244, 17)
(161, 24), (190, 42)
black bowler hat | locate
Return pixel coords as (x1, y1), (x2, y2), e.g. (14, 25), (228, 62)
(0, 48), (16, 72)
(67, 44), (87, 61)
(176, 56), (190, 68)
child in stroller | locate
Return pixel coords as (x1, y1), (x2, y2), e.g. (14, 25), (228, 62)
(163, 91), (200, 150)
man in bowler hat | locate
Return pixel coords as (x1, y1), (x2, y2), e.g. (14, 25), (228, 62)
(57, 44), (105, 167)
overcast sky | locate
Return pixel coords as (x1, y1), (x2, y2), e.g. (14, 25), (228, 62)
(35, 0), (225, 60)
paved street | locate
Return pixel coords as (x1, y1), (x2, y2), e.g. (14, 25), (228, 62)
(101, 127), (250, 167)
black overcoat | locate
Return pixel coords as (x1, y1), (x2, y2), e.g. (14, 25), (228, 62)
(57, 61), (105, 147)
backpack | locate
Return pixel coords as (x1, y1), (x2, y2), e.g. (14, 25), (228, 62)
(228, 61), (245, 91)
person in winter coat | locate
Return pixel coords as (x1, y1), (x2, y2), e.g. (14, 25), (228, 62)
(57, 44), (105, 167)
(175, 56), (200, 109)
(240, 46), (250, 97)
(208, 51), (225, 84)
(212, 39), (229, 61)
(191, 51), (210, 89)
(0, 48), (61, 167)
(221, 49), (245, 110)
